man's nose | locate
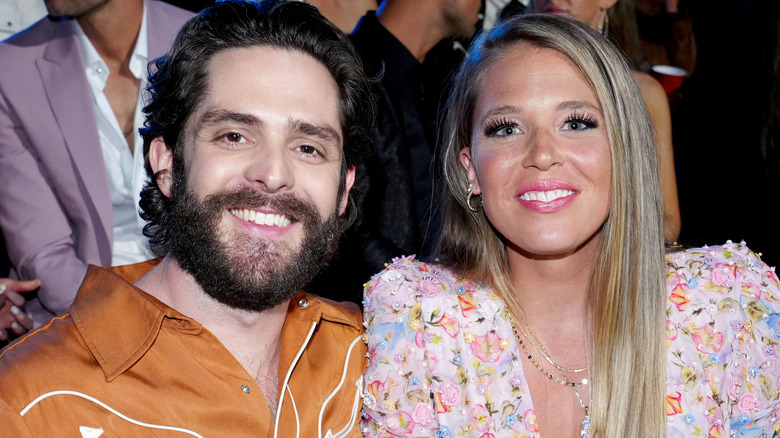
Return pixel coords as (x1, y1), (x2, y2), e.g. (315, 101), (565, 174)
(244, 145), (294, 193)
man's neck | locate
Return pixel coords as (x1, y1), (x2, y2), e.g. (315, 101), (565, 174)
(377, 0), (451, 62)
(134, 256), (288, 412)
(76, 0), (144, 66)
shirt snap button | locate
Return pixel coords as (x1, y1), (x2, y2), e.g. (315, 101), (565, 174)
(241, 385), (250, 394)
(298, 298), (309, 308)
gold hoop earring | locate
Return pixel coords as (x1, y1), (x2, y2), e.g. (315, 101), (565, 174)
(466, 184), (482, 212)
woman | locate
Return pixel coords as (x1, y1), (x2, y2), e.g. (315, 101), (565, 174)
(361, 14), (780, 438)
(530, 0), (681, 243)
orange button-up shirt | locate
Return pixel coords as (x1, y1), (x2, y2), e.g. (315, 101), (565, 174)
(0, 261), (367, 437)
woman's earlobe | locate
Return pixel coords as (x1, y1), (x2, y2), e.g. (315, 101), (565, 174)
(459, 147), (481, 194)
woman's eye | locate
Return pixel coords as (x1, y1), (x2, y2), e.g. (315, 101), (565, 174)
(563, 118), (597, 131)
(485, 122), (520, 138)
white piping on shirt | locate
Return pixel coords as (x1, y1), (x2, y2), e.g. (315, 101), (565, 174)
(318, 334), (365, 438)
(19, 390), (204, 437)
(328, 375), (363, 438)
(274, 320), (317, 438)
(286, 384), (300, 437)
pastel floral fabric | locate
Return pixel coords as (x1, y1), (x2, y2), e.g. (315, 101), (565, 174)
(361, 242), (780, 437)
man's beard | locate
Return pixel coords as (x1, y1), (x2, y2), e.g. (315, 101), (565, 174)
(168, 185), (342, 312)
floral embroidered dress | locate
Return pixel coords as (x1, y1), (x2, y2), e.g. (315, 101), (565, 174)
(361, 242), (780, 437)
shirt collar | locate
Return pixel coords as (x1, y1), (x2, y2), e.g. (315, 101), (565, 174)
(73, 1), (148, 94)
(70, 261), (361, 381)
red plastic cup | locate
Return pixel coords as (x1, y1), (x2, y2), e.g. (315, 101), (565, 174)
(651, 65), (687, 95)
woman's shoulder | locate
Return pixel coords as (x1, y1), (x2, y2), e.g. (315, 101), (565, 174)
(665, 241), (778, 292)
(665, 239), (780, 330)
(362, 256), (492, 320)
(665, 241), (780, 434)
(363, 256), (464, 300)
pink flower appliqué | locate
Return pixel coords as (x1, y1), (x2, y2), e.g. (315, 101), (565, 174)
(669, 284), (690, 312)
(711, 264), (737, 288)
(692, 325), (724, 354)
(524, 409), (539, 432)
(666, 320), (679, 341)
(419, 278), (443, 297)
(741, 282), (762, 300)
(470, 405), (491, 434)
(468, 331), (506, 363)
(385, 411), (415, 434)
(411, 402), (435, 425)
(439, 314), (460, 338)
(439, 381), (462, 406)
(738, 393), (761, 414)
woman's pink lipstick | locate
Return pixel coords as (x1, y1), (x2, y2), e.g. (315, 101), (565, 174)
(516, 181), (577, 213)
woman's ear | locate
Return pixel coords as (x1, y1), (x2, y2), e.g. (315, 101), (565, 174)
(600, 0), (618, 13)
(149, 136), (174, 198)
(459, 147), (481, 194)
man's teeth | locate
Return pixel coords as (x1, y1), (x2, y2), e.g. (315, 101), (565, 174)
(518, 189), (575, 202)
(230, 209), (292, 227)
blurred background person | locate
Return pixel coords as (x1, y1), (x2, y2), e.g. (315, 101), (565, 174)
(306, 0), (483, 303)
(0, 0), (192, 327)
(672, 0), (780, 268)
(527, 0), (681, 243)
(307, 0), (378, 32)
(0, 0), (46, 40)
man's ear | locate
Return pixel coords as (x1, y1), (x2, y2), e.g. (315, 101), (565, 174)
(149, 136), (174, 198)
(338, 165), (356, 215)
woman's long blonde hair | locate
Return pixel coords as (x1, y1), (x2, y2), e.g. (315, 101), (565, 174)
(436, 14), (667, 438)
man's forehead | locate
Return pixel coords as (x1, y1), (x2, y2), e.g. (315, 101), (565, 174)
(185, 45), (343, 140)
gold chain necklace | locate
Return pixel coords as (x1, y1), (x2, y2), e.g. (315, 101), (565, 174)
(509, 315), (589, 387)
(513, 318), (590, 374)
(509, 313), (591, 437)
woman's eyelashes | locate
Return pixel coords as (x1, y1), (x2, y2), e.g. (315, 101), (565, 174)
(562, 111), (599, 131)
(483, 111), (600, 139)
(483, 117), (520, 138)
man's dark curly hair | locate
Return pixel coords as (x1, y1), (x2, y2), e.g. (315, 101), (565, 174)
(139, 0), (374, 257)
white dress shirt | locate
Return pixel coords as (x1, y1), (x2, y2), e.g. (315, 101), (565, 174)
(75, 6), (154, 266)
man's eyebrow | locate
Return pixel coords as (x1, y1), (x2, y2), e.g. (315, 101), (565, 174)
(194, 109), (263, 132)
(289, 119), (341, 144)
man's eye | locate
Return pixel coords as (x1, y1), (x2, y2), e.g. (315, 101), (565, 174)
(224, 132), (243, 142)
(299, 145), (318, 155)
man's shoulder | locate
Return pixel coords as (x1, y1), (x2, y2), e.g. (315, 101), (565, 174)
(311, 294), (362, 328)
(0, 314), (94, 410)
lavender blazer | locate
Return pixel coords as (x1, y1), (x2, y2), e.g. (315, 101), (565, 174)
(0, 1), (193, 325)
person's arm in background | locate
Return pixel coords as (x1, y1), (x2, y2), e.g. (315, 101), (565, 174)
(0, 93), (94, 320)
(636, 71), (682, 243)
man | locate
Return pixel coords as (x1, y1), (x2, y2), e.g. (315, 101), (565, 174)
(309, 0), (482, 302)
(0, 0), (192, 327)
(0, 1), (373, 436)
